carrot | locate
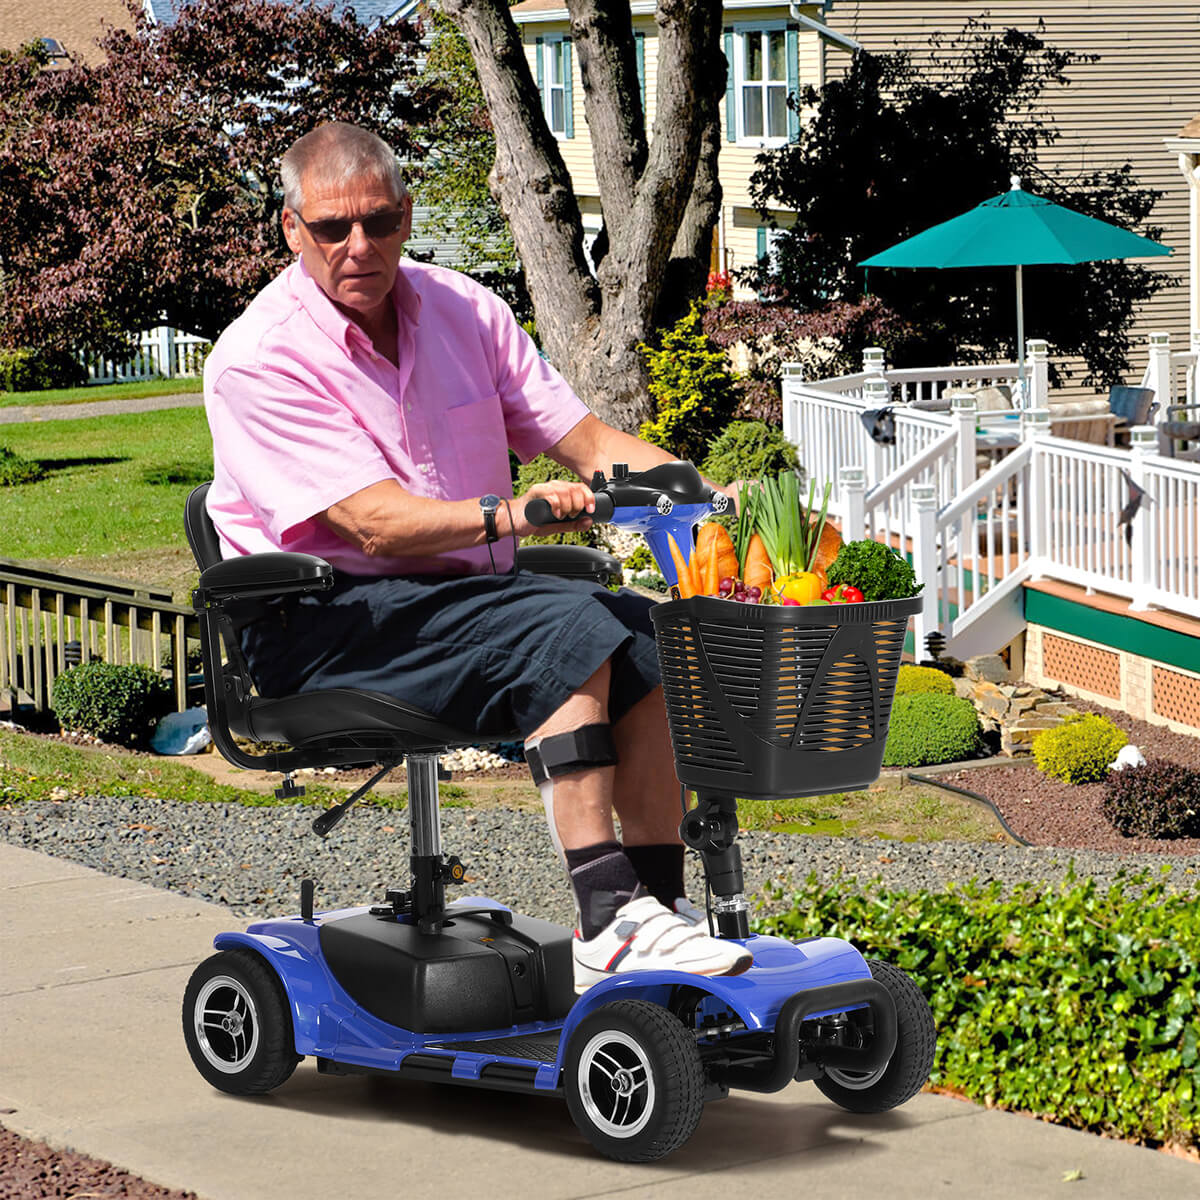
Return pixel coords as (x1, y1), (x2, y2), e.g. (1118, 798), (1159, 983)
(743, 532), (774, 594)
(667, 533), (695, 598)
(696, 523), (738, 583)
(704, 534), (720, 596)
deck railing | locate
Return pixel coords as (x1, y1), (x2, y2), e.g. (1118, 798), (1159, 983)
(0, 559), (199, 715)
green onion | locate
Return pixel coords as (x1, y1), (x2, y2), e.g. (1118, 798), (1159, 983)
(750, 472), (833, 578)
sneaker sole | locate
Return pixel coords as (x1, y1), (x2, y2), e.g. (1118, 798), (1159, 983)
(573, 950), (753, 994)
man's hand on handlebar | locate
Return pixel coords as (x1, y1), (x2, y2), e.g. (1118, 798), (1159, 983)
(513, 480), (597, 537)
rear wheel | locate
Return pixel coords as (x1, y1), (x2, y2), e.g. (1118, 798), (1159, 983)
(564, 999), (705, 1162)
(814, 959), (935, 1113)
(183, 948), (300, 1094)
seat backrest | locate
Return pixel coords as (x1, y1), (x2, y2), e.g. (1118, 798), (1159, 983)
(185, 482), (222, 572)
(1108, 385), (1157, 425)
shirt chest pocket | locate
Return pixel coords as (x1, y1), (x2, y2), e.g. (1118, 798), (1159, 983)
(446, 391), (512, 498)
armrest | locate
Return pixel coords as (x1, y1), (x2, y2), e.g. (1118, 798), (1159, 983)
(517, 544), (621, 584)
(192, 552), (333, 607)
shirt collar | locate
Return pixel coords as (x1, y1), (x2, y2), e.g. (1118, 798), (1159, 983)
(292, 256), (422, 358)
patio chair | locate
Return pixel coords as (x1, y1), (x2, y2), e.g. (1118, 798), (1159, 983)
(1163, 403), (1200, 461)
(1107, 385), (1157, 447)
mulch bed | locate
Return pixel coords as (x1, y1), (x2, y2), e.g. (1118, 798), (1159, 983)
(938, 697), (1200, 857)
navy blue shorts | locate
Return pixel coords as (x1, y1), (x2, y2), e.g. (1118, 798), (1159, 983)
(240, 571), (661, 739)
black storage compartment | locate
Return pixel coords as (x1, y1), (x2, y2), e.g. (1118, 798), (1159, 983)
(320, 908), (575, 1034)
(651, 594), (921, 801)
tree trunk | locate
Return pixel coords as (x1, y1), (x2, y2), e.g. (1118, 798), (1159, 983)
(442, 0), (724, 433)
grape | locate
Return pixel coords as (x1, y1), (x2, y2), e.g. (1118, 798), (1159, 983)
(718, 577), (734, 592)
(746, 586), (761, 601)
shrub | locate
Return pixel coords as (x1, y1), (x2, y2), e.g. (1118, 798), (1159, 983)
(51, 662), (173, 747)
(639, 303), (737, 462)
(883, 692), (982, 767)
(895, 664), (956, 696)
(0, 346), (87, 392)
(699, 419), (800, 485)
(0, 445), (45, 486)
(1102, 758), (1200, 839)
(756, 872), (1200, 1153)
(1032, 713), (1127, 785)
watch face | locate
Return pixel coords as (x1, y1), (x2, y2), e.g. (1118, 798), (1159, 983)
(480, 494), (501, 512)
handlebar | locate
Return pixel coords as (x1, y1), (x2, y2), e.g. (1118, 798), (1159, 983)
(523, 492), (615, 527)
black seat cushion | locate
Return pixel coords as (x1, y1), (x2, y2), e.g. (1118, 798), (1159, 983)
(245, 687), (518, 753)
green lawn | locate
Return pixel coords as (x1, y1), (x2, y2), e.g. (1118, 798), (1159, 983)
(0, 407), (213, 597)
(0, 377), (204, 408)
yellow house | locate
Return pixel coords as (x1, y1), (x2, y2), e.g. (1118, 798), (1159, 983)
(509, 0), (841, 290)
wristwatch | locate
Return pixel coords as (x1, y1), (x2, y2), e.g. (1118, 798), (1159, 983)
(479, 494), (501, 543)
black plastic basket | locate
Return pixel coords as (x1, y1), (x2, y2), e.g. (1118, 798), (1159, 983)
(651, 593), (923, 801)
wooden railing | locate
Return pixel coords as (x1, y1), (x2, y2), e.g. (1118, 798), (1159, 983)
(0, 559), (199, 715)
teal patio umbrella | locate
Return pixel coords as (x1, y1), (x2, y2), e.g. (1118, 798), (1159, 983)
(858, 177), (1172, 398)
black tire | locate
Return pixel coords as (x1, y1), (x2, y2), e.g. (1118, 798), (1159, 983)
(564, 999), (705, 1162)
(182, 948), (300, 1094)
(814, 959), (936, 1114)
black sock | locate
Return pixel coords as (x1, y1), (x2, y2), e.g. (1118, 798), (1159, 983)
(565, 840), (641, 939)
(622, 843), (686, 910)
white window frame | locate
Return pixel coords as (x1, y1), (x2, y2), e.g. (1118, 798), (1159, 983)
(733, 22), (791, 149)
(540, 36), (570, 139)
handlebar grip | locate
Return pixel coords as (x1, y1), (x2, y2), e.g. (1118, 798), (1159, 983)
(524, 493), (615, 526)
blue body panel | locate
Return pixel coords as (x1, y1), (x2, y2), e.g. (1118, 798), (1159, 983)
(611, 503), (714, 587)
(213, 900), (871, 1093)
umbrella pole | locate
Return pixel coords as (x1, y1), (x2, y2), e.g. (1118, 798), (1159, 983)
(1015, 264), (1026, 407)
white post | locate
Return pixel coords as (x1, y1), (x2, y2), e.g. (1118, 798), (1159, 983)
(910, 483), (938, 662)
(1145, 332), (1174, 454)
(948, 391), (978, 493)
(781, 362), (804, 450)
(862, 376), (890, 490)
(839, 465), (866, 543)
(1023, 408), (1050, 574)
(862, 346), (886, 375)
(1128, 427), (1157, 611)
(1026, 339), (1049, 410)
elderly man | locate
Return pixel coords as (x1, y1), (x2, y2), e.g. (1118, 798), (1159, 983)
(204, 122), (750, 991)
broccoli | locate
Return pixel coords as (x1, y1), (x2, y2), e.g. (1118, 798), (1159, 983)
(825, 539), (922, 602)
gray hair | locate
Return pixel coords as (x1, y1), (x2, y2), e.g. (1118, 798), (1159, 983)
(280, 122), (407, 212)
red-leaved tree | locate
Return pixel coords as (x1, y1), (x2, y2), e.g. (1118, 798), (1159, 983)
(0, 0), (438, 359)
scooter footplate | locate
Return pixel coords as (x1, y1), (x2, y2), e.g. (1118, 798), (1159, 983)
(429, 1033), (561, 1062)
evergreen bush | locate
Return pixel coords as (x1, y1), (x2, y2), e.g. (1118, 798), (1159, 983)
(1032, 713), (1127, 785)
(757, 872), (1200, 1153)
(699, 419), (800, 485)
(639, 304), (737, 462)
(895, 664), (957, 696)
(1101, 758), (1200, 839)
(0, 445), (45, 486)
(0, 346), (87, 392)
(882, 693), (982, 767)
(51, 662), (173, 747)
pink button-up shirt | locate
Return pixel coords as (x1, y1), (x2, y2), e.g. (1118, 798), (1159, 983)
(204, 258), (590, 575)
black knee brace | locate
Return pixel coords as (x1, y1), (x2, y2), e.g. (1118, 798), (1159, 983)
(526, 724), (618, 786)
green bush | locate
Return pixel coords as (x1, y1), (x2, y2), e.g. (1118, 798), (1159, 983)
(895, 664), (956, 696)
(1102, 758), (1200, 839)
(0, 346), (87, 392)
(1032, 713), (1128, 785)
(699, 419), (800, 485)
(51, 662), (173, 747)
(639, 303), (737, 463)
(756, 872), (1200, 1153)
(0, 445), (45, 486)
(883, 693), (982, 767)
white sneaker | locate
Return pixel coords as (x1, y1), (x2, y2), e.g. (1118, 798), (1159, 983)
(673, 897), (708, 926)
(573, 895), (752, 993)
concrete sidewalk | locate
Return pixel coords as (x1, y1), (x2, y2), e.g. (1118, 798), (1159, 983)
(1, 841), (1194, 1200)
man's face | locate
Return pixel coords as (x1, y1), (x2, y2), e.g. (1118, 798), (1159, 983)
(281, 171), (412, 323)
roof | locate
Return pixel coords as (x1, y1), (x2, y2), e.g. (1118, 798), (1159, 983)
(143, 0), (419, 26)
(509, 0), (807, 22)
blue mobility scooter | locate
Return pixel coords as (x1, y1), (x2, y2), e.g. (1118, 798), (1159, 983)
(181, 462), (934, 1163)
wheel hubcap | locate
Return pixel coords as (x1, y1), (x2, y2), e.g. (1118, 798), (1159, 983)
(577, 1031), (655, 1139)
(194, 974), (260, 1074)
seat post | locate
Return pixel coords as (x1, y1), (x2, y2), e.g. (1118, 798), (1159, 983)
(407, 753), (446, 931)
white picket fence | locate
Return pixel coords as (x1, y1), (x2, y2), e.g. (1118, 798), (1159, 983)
(81, 325), (210, 384)
(784, 341), (1200, 662)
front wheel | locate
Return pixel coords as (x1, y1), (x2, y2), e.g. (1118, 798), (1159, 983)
(564, 999), (705, 1162)
(182, 948), (300, 1094)
(814, 959), (935, 1113)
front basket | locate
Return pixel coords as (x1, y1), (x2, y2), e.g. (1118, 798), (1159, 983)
(650, 594), (922, 801)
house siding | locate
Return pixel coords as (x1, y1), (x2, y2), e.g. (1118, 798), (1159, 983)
(823, 1), (1200, 391)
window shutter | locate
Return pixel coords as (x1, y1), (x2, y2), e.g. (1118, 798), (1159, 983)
(635, 31), (646, 114)
(563, 40), (574, 138)
(786, 24), (800, 142)
(724, 29), (735, 142)
(535, 36), (544, 101)
(757, 225), (768, 264)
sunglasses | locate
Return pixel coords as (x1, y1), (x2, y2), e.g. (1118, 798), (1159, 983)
(293, 208), (407, 245)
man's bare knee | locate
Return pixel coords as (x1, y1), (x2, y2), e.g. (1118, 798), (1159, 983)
(528, 660), (611, 742)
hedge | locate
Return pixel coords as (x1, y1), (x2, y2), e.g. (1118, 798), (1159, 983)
(756, 871), (1200, 1152)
